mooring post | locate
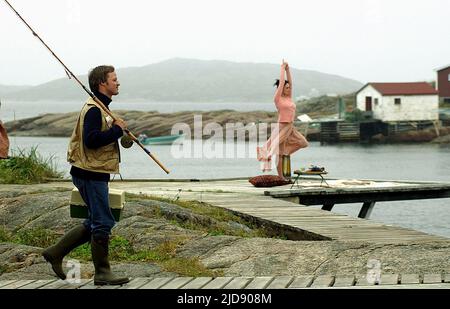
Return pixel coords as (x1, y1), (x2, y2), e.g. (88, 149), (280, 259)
(358, 201), (376, 219)
(322, 203), (335, 211)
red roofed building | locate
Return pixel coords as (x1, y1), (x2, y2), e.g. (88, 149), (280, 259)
(436, 65), (450, 103)
(356, 82), (439, 122)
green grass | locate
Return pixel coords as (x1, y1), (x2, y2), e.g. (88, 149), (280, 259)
(162, 257), (221, 277)
(0, 226), (219, 277)
(70, 235), (221, 277)
(0, 264), (8, 276)
(0, 147), (63, 184)
(0, 226), (13, 242)
(12, 227), (59, 248)
(0, 226), (59, 248)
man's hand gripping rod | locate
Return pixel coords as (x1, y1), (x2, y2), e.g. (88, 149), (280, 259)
(3, 0), (169, 174)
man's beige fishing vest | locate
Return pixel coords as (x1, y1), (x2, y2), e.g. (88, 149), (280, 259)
(67, 98), (120, 174)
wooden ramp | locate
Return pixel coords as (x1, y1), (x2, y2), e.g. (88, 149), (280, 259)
(2, 273), (450, 289)
(107, 179), (450, 244)
(194, 193), (448, 243)
(20, 180), (449, 244)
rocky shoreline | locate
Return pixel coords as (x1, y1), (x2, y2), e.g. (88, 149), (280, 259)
(4, 110), (280, 139)
(4, 110), (450, 144)
(1, 185), (450, 280)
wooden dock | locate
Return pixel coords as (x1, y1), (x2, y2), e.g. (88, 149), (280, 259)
(265, 179), (450, 219)
(105, 178), (450, 244)
(14, 178), (450, 244)
(2, 273), (450, 289)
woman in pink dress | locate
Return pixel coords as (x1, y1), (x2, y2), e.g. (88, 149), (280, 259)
(257, 60), (309, 178)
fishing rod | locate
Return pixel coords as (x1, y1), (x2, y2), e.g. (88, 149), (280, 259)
(3, 0), (170, 174)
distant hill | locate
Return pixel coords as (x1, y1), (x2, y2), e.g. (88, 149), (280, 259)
(0, 84), (31, 96)
(4, 58), (363, 102)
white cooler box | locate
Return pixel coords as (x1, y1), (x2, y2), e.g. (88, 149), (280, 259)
(69, 188), (125, 222)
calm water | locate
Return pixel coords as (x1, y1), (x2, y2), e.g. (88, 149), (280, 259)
(0, 100), (275, 122)
(7, 136), (450, 238)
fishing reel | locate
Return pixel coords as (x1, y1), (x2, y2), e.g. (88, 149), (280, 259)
(120, 135), (134, 149)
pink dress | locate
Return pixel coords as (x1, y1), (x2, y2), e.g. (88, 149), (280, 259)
(257, 95), (308, 172)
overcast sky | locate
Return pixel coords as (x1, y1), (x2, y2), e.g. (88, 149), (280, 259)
(1, 0), (449, 86)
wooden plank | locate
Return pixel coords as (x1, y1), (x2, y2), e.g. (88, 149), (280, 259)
(263, 218), (379, 224)
(79, 281), (99, 289)
(288, 276), (313, 288)
(423, 274), (442, 284)
(332, 276), (355, 287)
(97, 284), (120, 289)
(320, 230), (438, 236)
(139, 277), (175, 289)
(59, 279), (93, 289)
(268, 220), (368, 226)
(265, 276), (294, 289)
(444, 274), (450, 283)
(329, 234), (442, 240)
(310, 275), (334, 288)
(181, 277), (213, 289)
(325, 233), (439, 238)
(243, 212), (350, 218)
(223, 277), (252, 289)
(40, 280), (72, 289)
(400, 274), (422, 285)
(322, 233), (437, 239)
(18, 280), (56, 289)
(0, 280), (17, 288)
(244, 277), (274, 289)
(1, 280), (36, 289)
(118, 278), (151, 289)
(160, 277), (194, 289)
(261, 216), (373, 222)
(355, 275), (376, 286)
(379, 274), (399, 285)
(201, 277), (234, 289)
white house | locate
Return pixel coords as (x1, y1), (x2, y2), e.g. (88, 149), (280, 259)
(355, 82), (439, 122)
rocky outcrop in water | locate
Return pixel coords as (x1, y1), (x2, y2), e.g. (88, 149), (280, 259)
(4, 110), (279, 139)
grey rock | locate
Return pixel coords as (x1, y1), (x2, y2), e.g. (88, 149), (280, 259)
(2, 186), (450, 280)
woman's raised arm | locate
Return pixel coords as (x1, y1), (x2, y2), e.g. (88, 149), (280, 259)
(285, 62), (293, 98)
(274, 61), (287, 102)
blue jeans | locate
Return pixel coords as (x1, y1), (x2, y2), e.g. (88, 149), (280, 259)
(72, 176), (115, 239)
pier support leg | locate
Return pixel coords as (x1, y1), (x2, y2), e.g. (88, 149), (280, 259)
(358, 201), (376, 219)
(322, 203), (335, 211)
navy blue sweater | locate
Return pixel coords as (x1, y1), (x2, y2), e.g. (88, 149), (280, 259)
(70, 92), (123, 181)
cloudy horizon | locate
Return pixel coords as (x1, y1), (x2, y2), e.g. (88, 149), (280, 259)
(1, 0), (449, 86)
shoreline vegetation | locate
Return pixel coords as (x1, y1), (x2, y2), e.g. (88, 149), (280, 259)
(0, 147), (62, 184)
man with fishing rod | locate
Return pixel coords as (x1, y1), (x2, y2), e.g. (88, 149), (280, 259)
(2, 0), (171, 286)
(42, 66), (130, 286)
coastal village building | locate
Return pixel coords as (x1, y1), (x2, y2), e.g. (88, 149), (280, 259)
(318, 82), (440, 144)
(436, 64), (450, 103)
(355, 82), (439, 122)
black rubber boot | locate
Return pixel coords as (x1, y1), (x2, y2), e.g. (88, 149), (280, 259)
(91, 235), (129, 286)
(42, 224), (91, 280)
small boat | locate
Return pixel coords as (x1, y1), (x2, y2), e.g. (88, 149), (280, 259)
(137, 133), (184, 145)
